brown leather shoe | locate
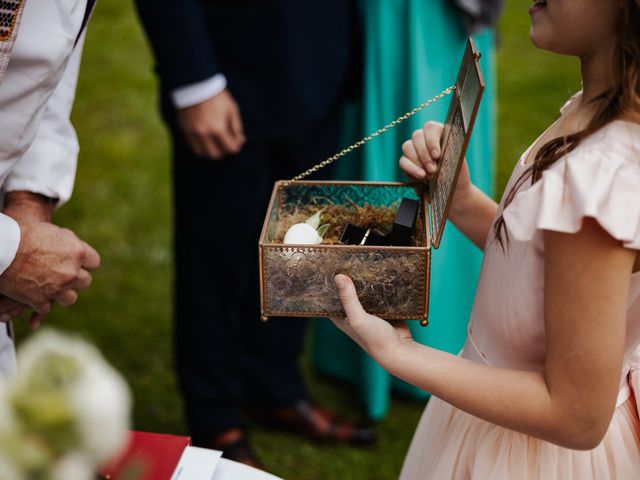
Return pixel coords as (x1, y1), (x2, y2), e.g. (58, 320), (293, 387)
(210, 428), (264, 470)
(249, 400), (376, 446)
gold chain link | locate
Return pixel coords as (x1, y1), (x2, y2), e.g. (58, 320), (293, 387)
(288, 85), (456, 183)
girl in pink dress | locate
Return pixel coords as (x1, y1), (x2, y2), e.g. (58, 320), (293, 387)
(331, 0), (640, 478)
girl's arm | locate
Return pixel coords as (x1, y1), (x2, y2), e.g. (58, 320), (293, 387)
(447, 183), (497, 249)
(400, 122), (497, 250)
(332, 218), (635, 449)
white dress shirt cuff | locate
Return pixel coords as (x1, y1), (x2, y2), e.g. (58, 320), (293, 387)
(4, 136), (78, 206)
(171, 74), (228, 109)
(0, 213), (20, 276)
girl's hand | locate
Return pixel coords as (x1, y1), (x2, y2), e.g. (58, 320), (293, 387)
(399, 121), (473, 211)
(330, 274), (414, 364)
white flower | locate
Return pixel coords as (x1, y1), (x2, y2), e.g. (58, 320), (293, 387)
(0, 382), (24, 480)
(283, 210), (329, 245)
(13, 329), (132, 466)
(0, 382), (17, 436)
(51, 453), (95, 480)
(0, 419), (52, 480)
(0, 455), (21, 480)
(70, 354), (131, 464)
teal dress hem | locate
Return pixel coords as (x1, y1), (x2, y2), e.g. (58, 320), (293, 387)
(311, 0), (496, 420)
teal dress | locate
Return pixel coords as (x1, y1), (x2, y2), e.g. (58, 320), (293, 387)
(311, 0), (496, 420)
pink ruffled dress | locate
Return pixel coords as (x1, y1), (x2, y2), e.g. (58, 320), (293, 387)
(400, 102), (640, 479)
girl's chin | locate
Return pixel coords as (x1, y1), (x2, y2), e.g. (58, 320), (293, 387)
(529, 27), (544, 48)
(529, 27), (552, 51)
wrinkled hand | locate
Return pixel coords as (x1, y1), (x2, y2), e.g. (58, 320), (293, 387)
(3, 191), (55, 223)
(1, 191), (56, 327)
(0, 221), (100, 329)
(399, 121), (473, 207)
(330, 274), (414, 363)
(0, 298), (28, 325)
(177, 89), (245, 160)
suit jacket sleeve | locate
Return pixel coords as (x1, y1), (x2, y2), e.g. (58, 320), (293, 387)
(3, 34), (85, 207)
(135, 0), (220, 89)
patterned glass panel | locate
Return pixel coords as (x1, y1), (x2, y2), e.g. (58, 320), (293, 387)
(265, 182), (426, 246)
(280, 183), (419, 209)
(262, 245), (428, 319)
(429, 39), (484, 248)
(430, 102), (464, 245)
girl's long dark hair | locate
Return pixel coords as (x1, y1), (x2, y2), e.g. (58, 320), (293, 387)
(494, 0), (640, 249)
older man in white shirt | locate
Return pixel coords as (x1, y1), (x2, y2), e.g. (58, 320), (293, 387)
(0, 0), (100, 375)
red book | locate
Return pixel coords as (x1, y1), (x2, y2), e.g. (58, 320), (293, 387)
(99, 431), (191, 480)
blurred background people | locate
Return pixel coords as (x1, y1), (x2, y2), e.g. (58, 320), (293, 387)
(312, 0), (502, 419)
(0, 0), (100, 375)
(134, 0), (373, 468)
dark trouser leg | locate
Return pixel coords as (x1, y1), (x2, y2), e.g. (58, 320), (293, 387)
(172, 136), (272, 446)
(239, 290), (309, 409)
(242, 108), (342, 408)
(172, 102), (341, 441)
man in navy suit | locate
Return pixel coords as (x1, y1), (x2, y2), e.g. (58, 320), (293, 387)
(135, 0), (373, 466)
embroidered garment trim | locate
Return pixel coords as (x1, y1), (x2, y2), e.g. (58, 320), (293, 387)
(0, 0), (26, 85)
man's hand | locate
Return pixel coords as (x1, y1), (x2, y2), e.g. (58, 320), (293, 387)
(3, 191), (55, 223)
(177, 89), (245, 160)
(0, 221), (100, 327)
(1, 190), (57, 326)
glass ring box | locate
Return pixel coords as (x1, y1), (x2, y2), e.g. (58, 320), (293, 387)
(259, 39), (485, 326)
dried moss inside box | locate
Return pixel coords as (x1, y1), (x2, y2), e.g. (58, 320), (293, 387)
(258, 181), (431, 323)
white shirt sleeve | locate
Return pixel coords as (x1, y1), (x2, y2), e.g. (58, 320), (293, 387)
(171, 73), (227, 109)
(0, 213), (20, 276)
(2, 33), (86, 207)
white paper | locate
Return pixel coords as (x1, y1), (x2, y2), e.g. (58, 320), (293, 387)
(171, 446), (223, 480)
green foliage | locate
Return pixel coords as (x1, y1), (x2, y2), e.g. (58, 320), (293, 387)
(496, 1), (580, 192)
(14, 0), (577, 478)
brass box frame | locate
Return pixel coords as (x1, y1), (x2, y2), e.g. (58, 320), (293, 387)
(258, 39), (484, 326)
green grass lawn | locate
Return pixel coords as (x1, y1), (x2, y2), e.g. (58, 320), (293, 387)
(13, 1), (580, 478)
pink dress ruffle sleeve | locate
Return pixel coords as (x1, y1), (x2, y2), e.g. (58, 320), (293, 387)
(399, 109), (640, 479)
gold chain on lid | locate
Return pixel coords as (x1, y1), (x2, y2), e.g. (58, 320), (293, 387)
(288, 85), (456, 183)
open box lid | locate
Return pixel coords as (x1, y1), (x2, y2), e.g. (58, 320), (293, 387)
(428, 38), (485, 249)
